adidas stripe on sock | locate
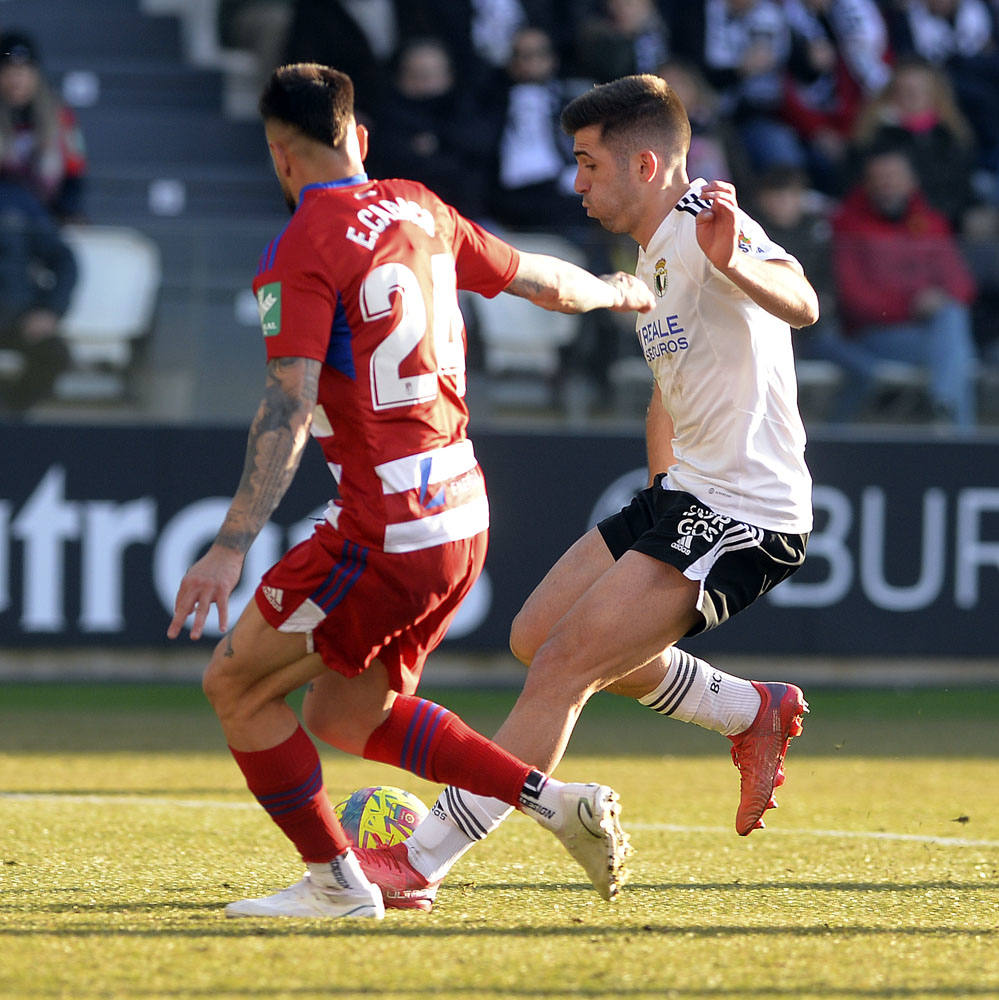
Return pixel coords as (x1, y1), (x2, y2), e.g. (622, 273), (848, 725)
(404, 787), (513, 883)
(639, 647), (761, 736)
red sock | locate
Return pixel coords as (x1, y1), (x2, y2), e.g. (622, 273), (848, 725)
(230, 725), (351, 863)
(363, 695), (533, 807)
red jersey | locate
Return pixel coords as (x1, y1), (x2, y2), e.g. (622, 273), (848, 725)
(252, 174), (519, 552)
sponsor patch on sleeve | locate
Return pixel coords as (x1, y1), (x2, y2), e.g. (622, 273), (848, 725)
(256, 281), (282, 337)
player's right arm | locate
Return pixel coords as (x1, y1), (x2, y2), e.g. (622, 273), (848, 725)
(167, 355), (320, 640)
(505, 251), (654, 315)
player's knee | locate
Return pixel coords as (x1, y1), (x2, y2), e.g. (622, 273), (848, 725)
(522, 637), (598, 705)
(201, 661), (226, 716)
(303, 689), (385, 755)
(509, 608), (540, 666)
(201, 646), (243, 720)
(508, 628), (529, 667)
(301, 694), (335, 743)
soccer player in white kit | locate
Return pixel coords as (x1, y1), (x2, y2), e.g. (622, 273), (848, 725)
(354, 74), (820, 911)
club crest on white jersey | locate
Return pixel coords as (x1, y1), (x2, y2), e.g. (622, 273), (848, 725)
(653, 257), (668, 297)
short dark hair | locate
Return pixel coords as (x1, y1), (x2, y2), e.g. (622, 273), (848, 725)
(560, 74), (690, 161)
(259, 64), (355, 148)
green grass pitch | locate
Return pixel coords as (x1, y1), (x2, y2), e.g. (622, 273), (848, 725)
(2, 680), (998, 1000)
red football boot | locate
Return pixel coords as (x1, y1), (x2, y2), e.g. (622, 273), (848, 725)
(354, 842), (439, 912)
(728, 681), (808, 835)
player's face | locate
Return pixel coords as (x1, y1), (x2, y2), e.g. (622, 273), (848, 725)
(571, 125), (640, 237)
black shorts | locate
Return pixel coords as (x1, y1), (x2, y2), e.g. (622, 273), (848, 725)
(597, 474), (808, 636)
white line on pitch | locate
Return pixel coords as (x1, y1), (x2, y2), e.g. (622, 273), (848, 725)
(630, 822), (999, 848)
(0, 792), (255, 811)
(3, 793), (998, 848)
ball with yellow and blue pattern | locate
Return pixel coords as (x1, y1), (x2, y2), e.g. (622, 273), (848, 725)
(334, 785), (429, 848)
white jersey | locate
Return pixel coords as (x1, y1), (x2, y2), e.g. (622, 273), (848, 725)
(634, 179), (813, 533)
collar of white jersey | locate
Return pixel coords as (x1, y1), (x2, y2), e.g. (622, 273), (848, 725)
(640, 178), (709, 259)
(670, 178), (712, 220)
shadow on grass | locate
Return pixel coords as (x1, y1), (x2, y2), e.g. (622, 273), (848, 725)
(470, 878), (999, 894)
(4, 986), (999, 999)
(4, 873), (997, 933)
(6, 874), (997, 918)
(0, 918), (995, 941)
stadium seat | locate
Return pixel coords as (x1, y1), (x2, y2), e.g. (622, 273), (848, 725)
(55, 225), (162, 399)
(794, 359), (843, 424)
(978, 362), (999, 423)
(607, 355), (654, 418)
(470, 231), (586, 411)
(865, 360), (933, 422)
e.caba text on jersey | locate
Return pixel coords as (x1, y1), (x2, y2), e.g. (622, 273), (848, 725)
(345, 194), (436, 251)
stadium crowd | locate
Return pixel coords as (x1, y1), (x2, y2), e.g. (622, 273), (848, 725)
(223, 0), (999, 429)
(3, 0), (999, 426)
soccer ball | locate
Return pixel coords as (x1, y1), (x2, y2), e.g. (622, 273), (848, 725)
(334, 785), (428, 848)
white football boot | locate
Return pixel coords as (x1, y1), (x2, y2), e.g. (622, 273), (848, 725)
(224, 872), (385, 920)
(542, 783), (632, 901)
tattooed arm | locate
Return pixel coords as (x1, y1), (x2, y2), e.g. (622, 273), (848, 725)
(167, 356), (320, 640)
(215, 356), (319, 553)
(505, 251), (654, 315)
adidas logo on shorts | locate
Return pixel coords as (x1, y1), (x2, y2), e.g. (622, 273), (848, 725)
(262, 585), (283, 612)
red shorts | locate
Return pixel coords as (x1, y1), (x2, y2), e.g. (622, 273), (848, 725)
(254, 521), (487, 693)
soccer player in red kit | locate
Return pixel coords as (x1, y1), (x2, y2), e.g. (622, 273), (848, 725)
(167, 63), (654, 919)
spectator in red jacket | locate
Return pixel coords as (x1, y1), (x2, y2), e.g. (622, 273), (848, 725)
(0, 31), (87, 222)
(832, 147), (978, 426)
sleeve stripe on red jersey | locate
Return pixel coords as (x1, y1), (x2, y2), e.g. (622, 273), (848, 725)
(257, 223), (290, 275)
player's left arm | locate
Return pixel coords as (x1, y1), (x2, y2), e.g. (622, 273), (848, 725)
(505, 251), (655, 315)
(646, 385), (676, 485)
(168, 355), (320, 640)
(695, 180), (820, 329)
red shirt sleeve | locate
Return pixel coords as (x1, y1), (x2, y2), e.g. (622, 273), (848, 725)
(448, 209), (520, 298)
(252, 225), (336, 362)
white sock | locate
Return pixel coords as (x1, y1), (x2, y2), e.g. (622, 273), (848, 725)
(307, 849), (372, 894)
(404, 787), (513, 883)
(639, 647), (761, 736)
(517, 770), (568, 832)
